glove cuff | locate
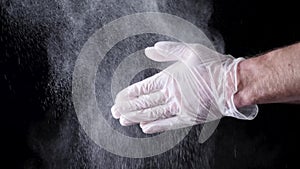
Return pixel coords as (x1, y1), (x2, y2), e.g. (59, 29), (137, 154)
(224, 57), (258, 120)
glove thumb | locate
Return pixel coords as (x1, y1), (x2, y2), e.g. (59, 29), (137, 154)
(145, 41), (190, 62)
(146, 41), (215, 65)
(145, 41), (224, 65)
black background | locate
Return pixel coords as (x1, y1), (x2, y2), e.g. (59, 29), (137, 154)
(212, 1), (298, 168)
(1, 0), (299, 168)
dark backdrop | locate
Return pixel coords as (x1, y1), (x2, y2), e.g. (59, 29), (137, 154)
(212, 0), (298, 168)
(1, 0), (298, 168)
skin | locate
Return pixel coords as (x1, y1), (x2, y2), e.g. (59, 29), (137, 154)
(234, 43), (300, 108)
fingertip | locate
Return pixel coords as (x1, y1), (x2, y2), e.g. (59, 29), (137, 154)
(144, 47), (154, 57)
(119, 116), (133, 126)
(140, 123), (164, 134)
(141, 125), (153, 134)
(144, 47), (154, 53)
(139, 122), (147, 131)
(111, 105), (121, 119)
(145, 47), (164, 62)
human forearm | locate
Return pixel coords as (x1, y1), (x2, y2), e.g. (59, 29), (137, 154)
(234, 43), (300, 107)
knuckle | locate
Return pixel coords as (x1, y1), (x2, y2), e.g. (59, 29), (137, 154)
(161, 89), (169, 102)
(168, 101), (180, 115)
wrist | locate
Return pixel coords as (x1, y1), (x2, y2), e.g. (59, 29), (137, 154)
(224, 57), (258, 120)
(233, 57), (259, 108)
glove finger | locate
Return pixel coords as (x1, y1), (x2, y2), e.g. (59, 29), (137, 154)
(120, 101), (179, 123)
(111, 90), (167, 119)
(114, 72), (166, 103)
(119, 115), (136, 126)
(139, 116), (192, 134)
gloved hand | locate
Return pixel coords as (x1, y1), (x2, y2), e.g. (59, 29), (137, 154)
(111, 41), (258, 134)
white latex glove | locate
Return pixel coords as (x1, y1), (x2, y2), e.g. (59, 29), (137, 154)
(111, 41), (258, 134)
